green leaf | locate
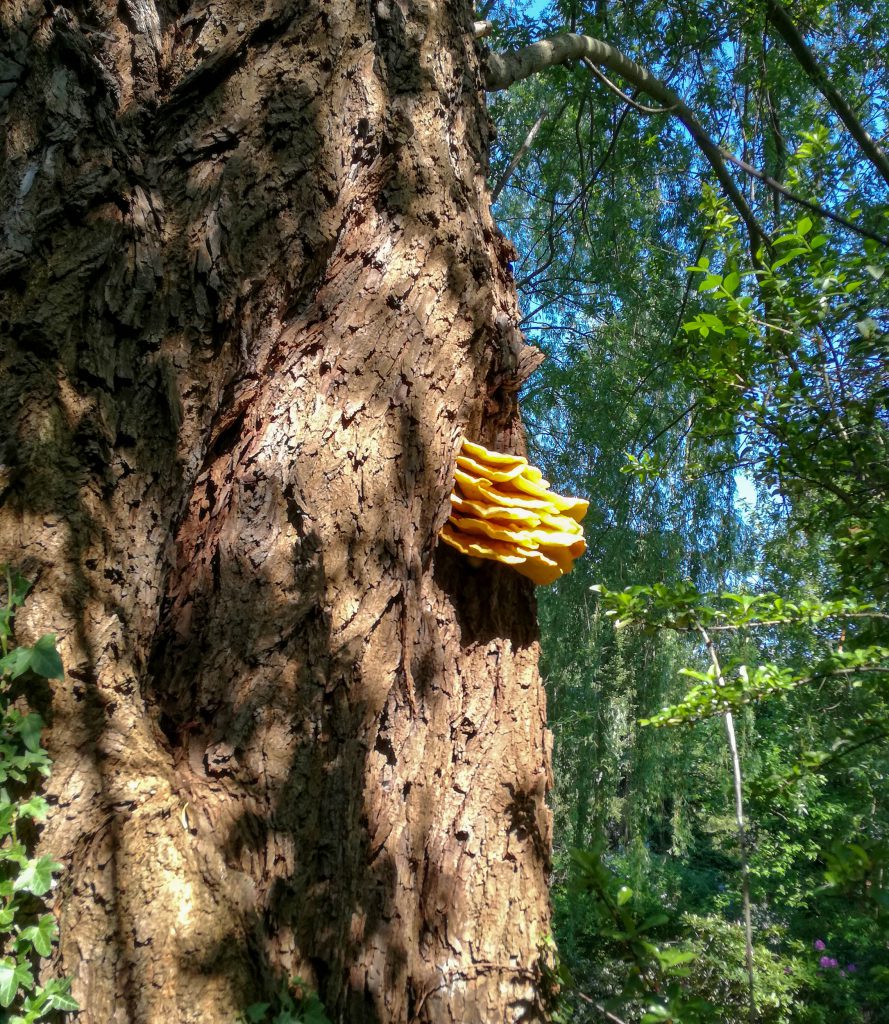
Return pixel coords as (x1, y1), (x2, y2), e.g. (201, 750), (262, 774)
(0, 959), (34, 1008)
(13, 856), (62, 897)
(18, 714), (44, 754)
(5, 573), (31, 610)
(0, 646), (33, 680)
(656, 948), (697, 968)
(0, 963), (17, 1009)
(299, 994), (333, 1024)
(722, 270), (740, 294)
(0, 636), (62, 681)
(639, 912), (670, 931)
(796, 216), (813, 235)
(26, 635), (64, 680)
(19, 915), (58, 957)
(43, 977), (79, 1012)
(616, 885), (633, 906)
(771, 247), (807, 269)
(641, 1003), (673, 1022)
(16, 796), (48, 821)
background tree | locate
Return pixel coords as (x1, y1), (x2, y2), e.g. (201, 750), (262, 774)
(485, 0), (888, 1020)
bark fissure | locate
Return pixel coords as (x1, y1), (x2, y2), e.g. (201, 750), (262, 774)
(1, 1), (551, 1021)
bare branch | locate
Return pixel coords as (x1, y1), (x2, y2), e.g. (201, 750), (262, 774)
(492, 105), (554, 203)
(583, 59), (676, 115)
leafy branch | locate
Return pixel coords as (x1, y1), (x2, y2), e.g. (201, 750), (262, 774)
(591, 581), (883, 634)
(591, 581), (889, 724)
(567, 846), (714, 1024)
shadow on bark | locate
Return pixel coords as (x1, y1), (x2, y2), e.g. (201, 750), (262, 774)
(1, 0), (550, 1018)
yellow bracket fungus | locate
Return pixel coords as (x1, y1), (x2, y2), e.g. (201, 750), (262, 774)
(439, 438), (588, 585)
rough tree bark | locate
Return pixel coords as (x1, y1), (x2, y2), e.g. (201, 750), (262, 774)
(0, 2), (552, 1021)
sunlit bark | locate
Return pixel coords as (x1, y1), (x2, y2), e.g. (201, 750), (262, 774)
(0, 2), (551, 1020)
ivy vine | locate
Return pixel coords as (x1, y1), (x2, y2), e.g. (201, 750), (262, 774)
(0, 568), (78, 1022)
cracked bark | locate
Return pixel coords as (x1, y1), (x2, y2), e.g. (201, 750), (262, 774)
(0, 1), (551, 1021)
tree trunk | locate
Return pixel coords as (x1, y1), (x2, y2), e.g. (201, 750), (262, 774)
(0, 2), (552, 1021)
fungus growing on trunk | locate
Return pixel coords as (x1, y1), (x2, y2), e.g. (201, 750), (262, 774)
(440, 439), (588, 584)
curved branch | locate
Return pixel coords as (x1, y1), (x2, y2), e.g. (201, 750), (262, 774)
(485, 32), (889, 250)
(583, 59), (676, 115)
(485, 33), (769, 253)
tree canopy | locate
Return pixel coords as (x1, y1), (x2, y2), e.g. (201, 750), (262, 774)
(485, 0), (888, 1020)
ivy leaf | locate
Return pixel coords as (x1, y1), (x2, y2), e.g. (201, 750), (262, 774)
(299, 995), (333, 1024)
(13, 856), (61, 897)
(19, 915), (58, 957)
(16, 796), (48, 822)
(17, 714), (44, 754)
(43, 977), (79, 1011)
(0, 646), (33, 680)
(0, 958), (34, 1008)
(6, 573), (31, 610)
(0, 968), (16, 1009)
(25, 635), (64, 680)
(0, 635), (63, 682)
(18, 985), (50, 1020)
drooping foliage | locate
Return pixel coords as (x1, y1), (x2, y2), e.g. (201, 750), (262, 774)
(485, 0), (889, 1020)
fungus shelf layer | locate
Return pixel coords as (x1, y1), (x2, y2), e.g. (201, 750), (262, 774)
(439, 438), (588, 585)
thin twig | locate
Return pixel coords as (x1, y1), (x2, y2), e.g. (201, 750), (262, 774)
(720, 149), (889, 247)
(583, 59), (676, 114)
(575, 990), (630, 1024)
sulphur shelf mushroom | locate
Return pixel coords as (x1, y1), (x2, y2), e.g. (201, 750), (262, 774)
(439, 438), (588, 585)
